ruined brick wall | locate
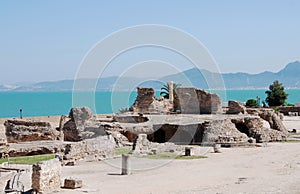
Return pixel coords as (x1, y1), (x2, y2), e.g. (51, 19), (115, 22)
(32, 158), (61, 193)
(4, 120), (60, 143)
(130, 88), (155, 113)
(63, 135), (116, 162)
(130, 87), (173, 113)
(175, 87), (222, 114)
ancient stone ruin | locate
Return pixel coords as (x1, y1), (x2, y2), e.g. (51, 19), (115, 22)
(4, 119), (61, 143)
(32, 158), (61, 193)
(61, 107), (107, 141)
(175, 87), (222, 114)
(130, 87), (173, 113)
(227, 100), (247, 114)
(129, 86), (222, 115)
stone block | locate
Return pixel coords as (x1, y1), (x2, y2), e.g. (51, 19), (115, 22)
(64, 178), (83, 189)
(32, 158), (61, 193)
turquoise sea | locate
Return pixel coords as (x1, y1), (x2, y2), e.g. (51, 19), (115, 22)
(0, 90), (299, 118)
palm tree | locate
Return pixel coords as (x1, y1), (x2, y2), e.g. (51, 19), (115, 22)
(160, 82), (181, 99)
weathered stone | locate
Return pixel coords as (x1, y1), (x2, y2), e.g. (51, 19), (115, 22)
(227, 100), (247, 114)
(175, 87), (199, 114)
(258, 109), (287, 133)
(107, 130), (131, 147)
(232, 117), (287, 143)
(64, 178), (82, 189)
(213, 144), (221, 153)
(202, 119), (249, 145)
(196, 89), (222, 114)
(131, 134), (181, 155)
(69, 107), (93, 129)
(63, 135), (116, 162)
(130, 88), (155, 113)
(131, 134), (150, 154)
(62, 107), (107, 142)
(247, 108), (287, 134)
(32, 158), (61, 193)
(4, 119), (60, 143)
(130, 87), (173, 113)
(0, 137), (9, 158)
(175, 87), (222, 114)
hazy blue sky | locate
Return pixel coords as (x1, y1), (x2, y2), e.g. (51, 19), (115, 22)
(0, 0), (300, 84)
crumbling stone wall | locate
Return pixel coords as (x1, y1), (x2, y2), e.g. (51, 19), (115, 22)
(4, 120), (60, 143)
(278, 106), (300, 115)
(175, 87), (222, 114)
(0, 137), (9, 158)
(63, 135), (116, 162)
(131, 134), (182, 155)
(129, 87), (173, 113)
(130, 88), (155, 113)
(32, 158), (61, 193)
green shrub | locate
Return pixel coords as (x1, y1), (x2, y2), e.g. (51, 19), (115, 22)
(246, 99), (258, 107)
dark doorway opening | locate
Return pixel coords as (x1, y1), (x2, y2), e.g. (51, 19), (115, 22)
(234, 123), (250, 136)
(154, 129), (166, 143)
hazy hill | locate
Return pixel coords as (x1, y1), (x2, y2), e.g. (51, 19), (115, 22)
(2, 61), (300, 92)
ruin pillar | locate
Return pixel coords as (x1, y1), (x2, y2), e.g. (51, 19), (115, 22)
(122, 154), (131, 175)
(168, 81), (174, 102)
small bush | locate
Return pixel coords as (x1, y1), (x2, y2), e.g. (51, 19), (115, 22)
(246, 99), (258, 107)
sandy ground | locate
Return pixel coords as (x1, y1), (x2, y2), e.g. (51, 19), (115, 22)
(60, 143), (300, 194)
(3, 142), (300, 194)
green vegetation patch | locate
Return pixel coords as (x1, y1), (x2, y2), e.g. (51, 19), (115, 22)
(142, 152), (207, 160)
(115, 147), (132, 156)
(0, 154), (55, 165)
(281, 139), (300, 143)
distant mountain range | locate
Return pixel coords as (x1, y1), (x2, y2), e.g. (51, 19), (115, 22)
(1, 61), (300, 92)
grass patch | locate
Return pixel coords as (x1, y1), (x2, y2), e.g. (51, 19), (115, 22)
(142, 152), (207, 160)
(281, 139), (300, 143)
(0, 154), (55, 165)
(175, 155), (208, 159)
(115, 146), (132, 156)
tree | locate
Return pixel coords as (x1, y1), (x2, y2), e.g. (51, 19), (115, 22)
(265, 80), (288, 106)
(246, 99), (258, 107)
(160, 82), (181, 99)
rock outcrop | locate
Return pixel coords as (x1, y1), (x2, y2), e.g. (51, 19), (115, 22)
(227, 100), (246, 114)
(4, 120), (60, 143)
